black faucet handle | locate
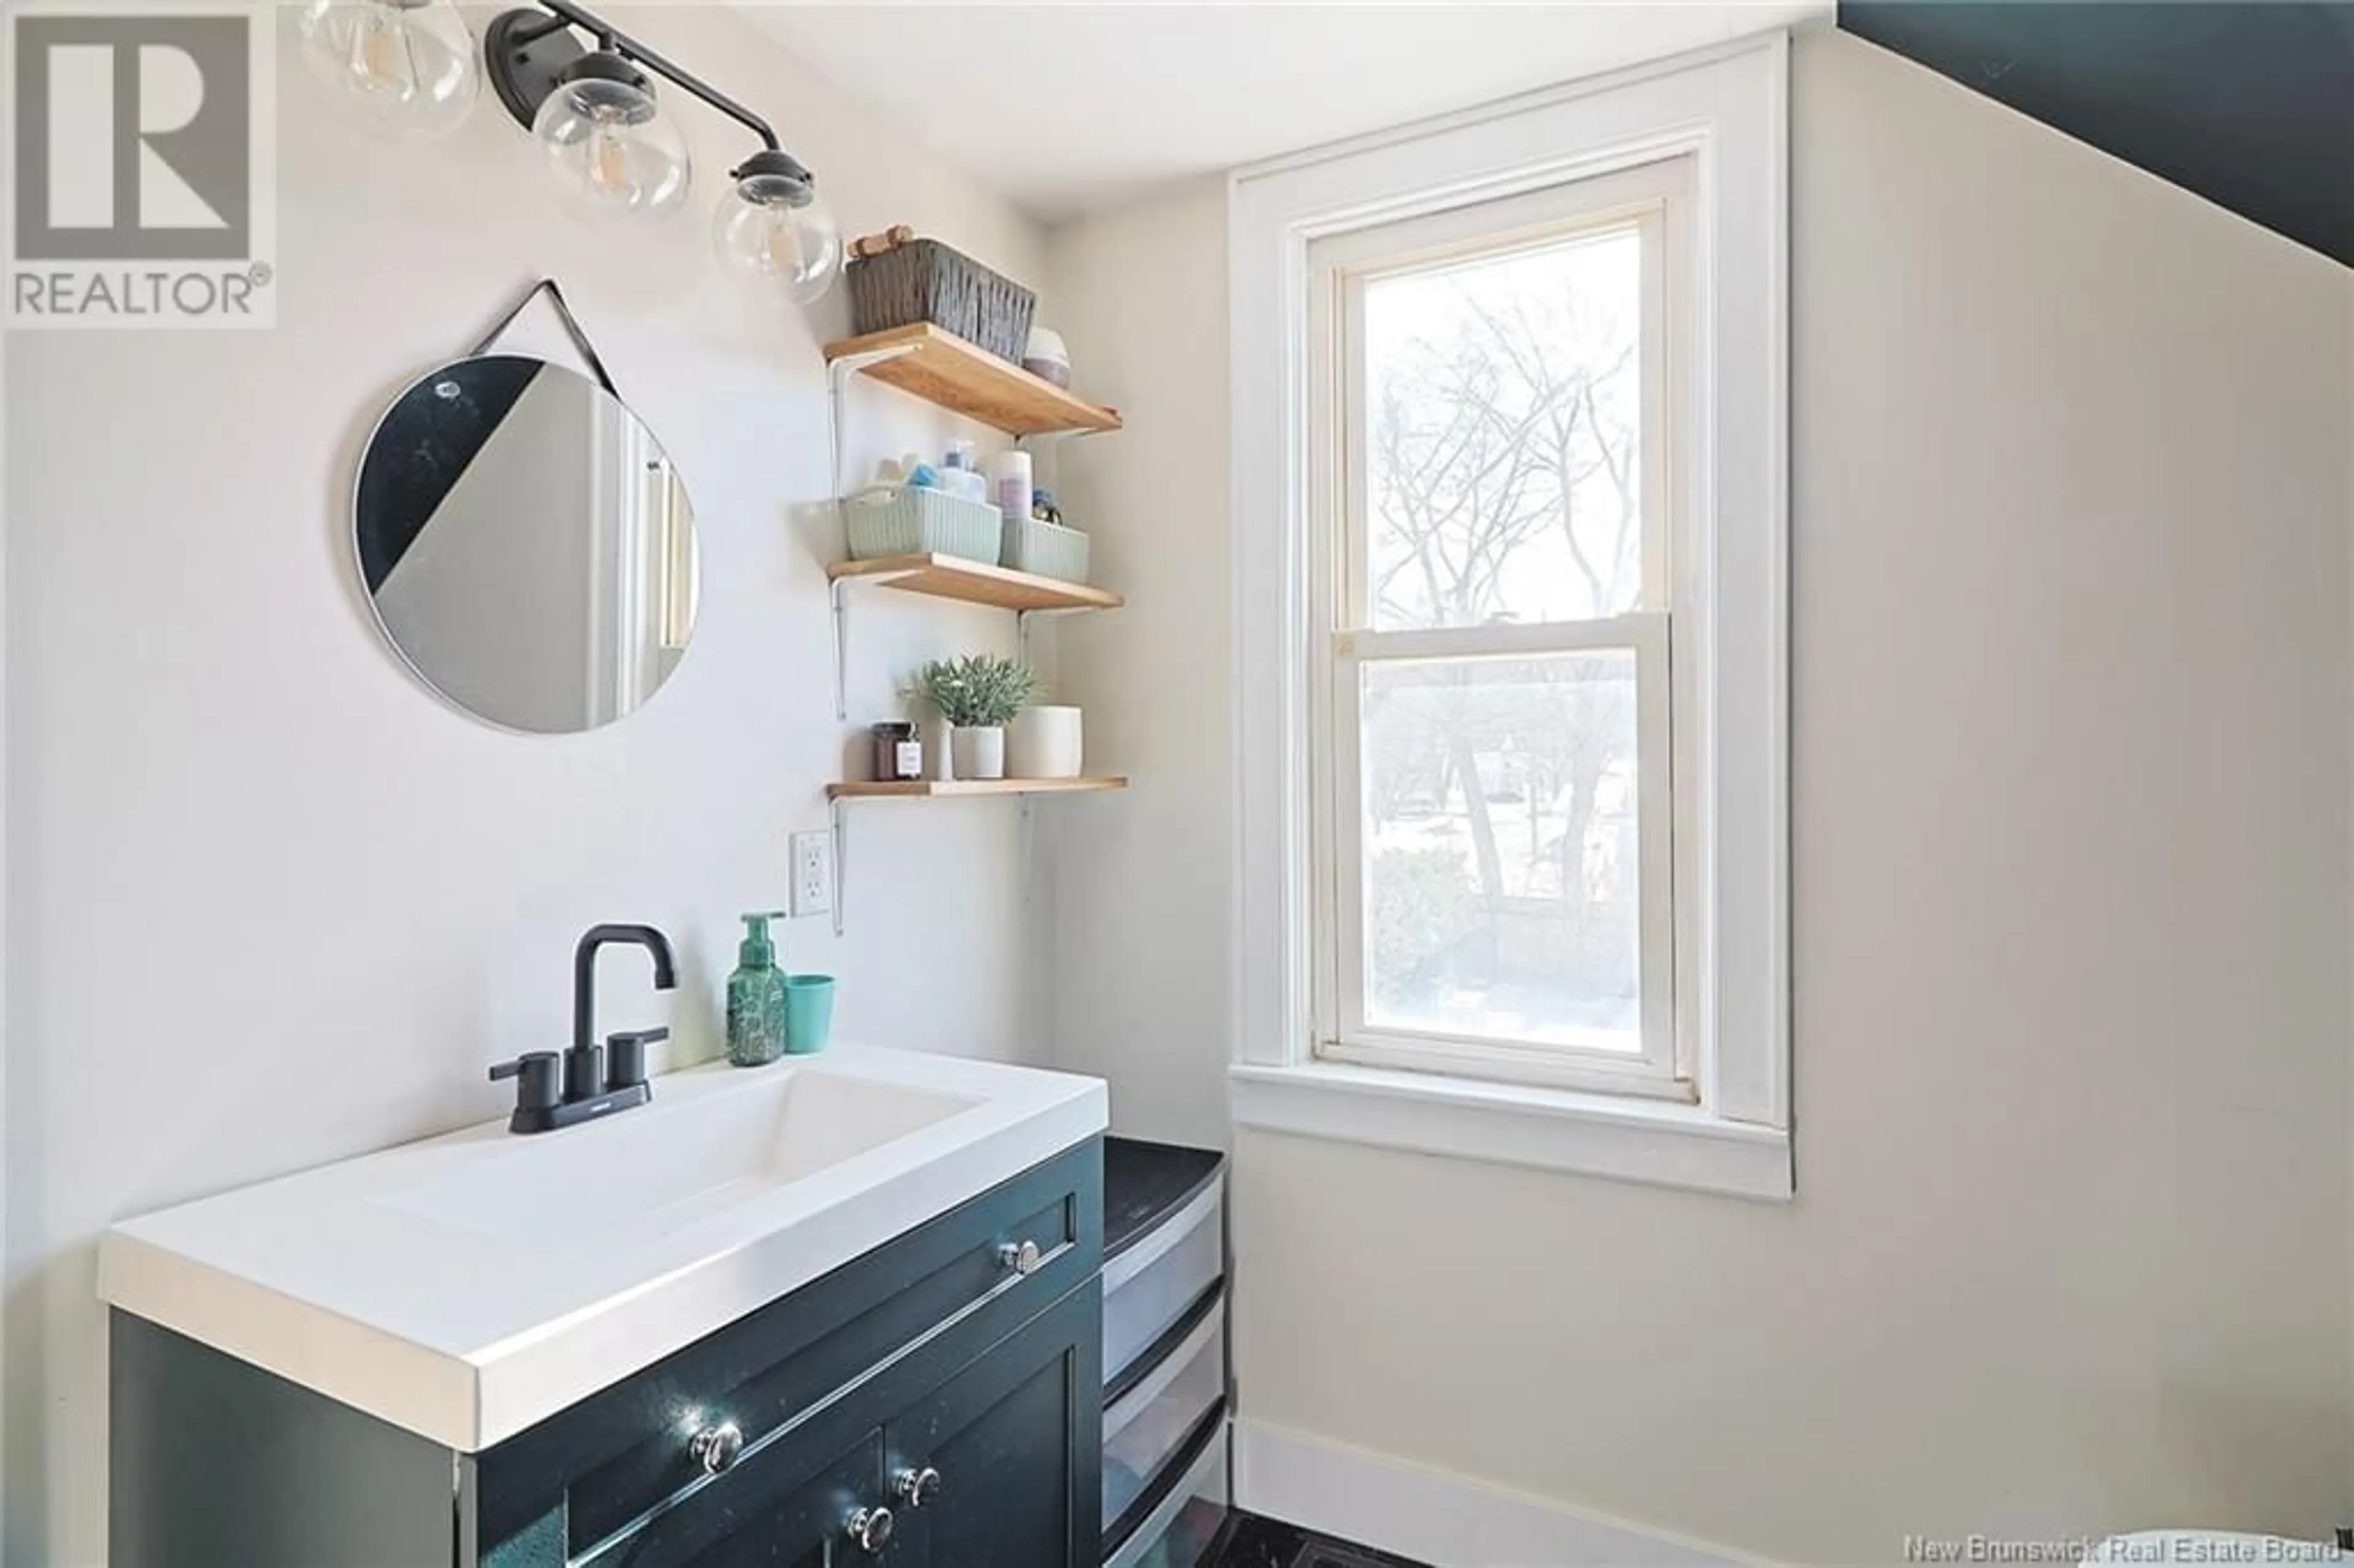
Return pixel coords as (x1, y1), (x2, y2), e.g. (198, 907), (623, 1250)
(604, 1027), (669, 1092)
(490, 1051), (563, 1113)
(563, 1041), (604, 1103)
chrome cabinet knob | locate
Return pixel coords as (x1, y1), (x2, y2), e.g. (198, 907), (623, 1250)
(893, 1465), (943, 1508)
(997, 1239), (1042, 1276)
(846, 1505), (896, 1554)
(688, 1421), (743, 1475)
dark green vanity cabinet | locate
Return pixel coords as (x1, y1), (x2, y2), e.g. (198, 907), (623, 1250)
(112, 1138), (1104, 1568)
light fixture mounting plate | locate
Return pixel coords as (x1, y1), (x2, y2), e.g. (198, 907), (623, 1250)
(485, 9), (588, 129)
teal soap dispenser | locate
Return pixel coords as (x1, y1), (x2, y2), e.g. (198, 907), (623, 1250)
(726, 910), (790, 1067)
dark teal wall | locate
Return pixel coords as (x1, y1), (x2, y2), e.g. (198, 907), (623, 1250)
(1840, 2), (2354, 267)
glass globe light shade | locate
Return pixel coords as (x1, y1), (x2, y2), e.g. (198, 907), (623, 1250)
(712, 164), (840, 304)
(530, 67), (691, 223)
(297, 0), (479, 142)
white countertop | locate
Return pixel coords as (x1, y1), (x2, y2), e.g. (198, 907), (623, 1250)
(98, 1046), (1108, 1452)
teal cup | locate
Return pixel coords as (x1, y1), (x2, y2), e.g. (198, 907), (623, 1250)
(783, 975), (836, 1054)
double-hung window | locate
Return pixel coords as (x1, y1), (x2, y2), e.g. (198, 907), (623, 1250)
(1309, 159), (1691, 1101)
(1231, 37), (1789, 1198)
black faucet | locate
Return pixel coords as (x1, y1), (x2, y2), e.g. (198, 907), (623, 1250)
(489, 923), (678, 1135)
(574, 922), (677, 1075)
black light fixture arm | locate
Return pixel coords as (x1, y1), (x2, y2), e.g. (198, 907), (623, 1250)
(487, 1), (807, 185)
(530, 0), (780, 154)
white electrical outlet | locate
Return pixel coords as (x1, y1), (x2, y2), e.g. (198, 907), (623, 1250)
(791, 831), (833, 918)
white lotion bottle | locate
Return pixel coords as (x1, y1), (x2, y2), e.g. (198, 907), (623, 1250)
(990, 448), (1033, 523)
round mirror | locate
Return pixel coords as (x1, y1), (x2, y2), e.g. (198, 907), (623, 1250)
(354, 354), (699, 734)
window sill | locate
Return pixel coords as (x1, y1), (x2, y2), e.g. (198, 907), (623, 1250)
(1229, 1062), (1792, 1201)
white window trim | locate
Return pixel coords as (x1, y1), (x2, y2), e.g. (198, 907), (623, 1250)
(1228, 32), (1791, 1202)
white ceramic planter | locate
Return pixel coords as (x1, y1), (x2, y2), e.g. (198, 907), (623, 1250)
(1009, 706), (1083, 778)
(951, 726), (1007, 780)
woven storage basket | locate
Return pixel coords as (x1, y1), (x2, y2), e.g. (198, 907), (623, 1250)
(842, 487), (1004, 565)
(1000, 515), (1090, 584)
(847, 238), (1037, 366)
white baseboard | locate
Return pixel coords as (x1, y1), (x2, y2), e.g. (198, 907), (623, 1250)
(1233, 1419), (1765, 1568)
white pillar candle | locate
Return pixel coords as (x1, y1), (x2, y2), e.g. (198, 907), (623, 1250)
(1009, 706), (1083, 778)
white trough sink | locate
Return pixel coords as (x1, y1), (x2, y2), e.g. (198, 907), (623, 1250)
(100, 1046), (1107, 1451)
(383, 1070), (985, 1247)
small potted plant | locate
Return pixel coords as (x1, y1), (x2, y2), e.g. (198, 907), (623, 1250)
(916, 653), (1038, 781)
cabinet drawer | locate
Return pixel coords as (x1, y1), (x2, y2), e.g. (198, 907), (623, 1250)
(476, 1138), (1102, 1562)
(1103, 1174), (1222, 1399)
(576, 1428), (884, 1568)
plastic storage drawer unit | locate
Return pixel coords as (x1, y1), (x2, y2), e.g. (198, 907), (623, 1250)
(1103, 1406), (1228, 1568)
(1103, 1290), (1225, 1543)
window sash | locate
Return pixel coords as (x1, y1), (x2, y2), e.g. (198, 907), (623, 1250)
(1321, 613), (1680, 1095)
(1308, 172), (1688, 1098)
(1320, 158), (1688, 633)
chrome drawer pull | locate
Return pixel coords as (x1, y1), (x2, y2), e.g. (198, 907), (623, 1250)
(894, 1465), (943, 1508)
(997, 1239), (1043, 1276)
(688, 1421), (743, 1475)
(846, 1505), (896, 1553)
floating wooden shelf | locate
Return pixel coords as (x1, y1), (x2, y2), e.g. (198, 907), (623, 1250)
(823, 324), (1123, 437)
(828, 554), (1124, 614)
(828, 777), (1130, 802)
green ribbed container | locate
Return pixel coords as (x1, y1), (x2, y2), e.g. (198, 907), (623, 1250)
(999, 515), (1090, 584)
(842, 486), (1004, 565)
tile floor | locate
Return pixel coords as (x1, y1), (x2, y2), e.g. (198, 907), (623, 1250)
(1206, 1512), (1433, 1568)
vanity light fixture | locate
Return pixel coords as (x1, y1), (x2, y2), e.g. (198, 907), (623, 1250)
(297, 0), (482, 142)
(484, 1), (841, 303)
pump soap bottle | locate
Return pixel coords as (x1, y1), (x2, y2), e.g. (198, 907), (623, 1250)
(726, 910), (790, 1067)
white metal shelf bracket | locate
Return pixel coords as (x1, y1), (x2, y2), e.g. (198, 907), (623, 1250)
(1015, 425), (1113, 681)
(825, 344), (921, 723)
(1013, 427), (1116, 453)
(831, 577), (853, 723)
(828, 344), (920, 500)
(1016, 604), (1107, 668)
(830, 567), (921, 721)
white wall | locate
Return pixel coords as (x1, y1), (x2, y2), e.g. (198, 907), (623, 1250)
(1048, 30), (2354, 1564)
(1045, 175), (1233, 1149)
(1, 8), (1060, 1563)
